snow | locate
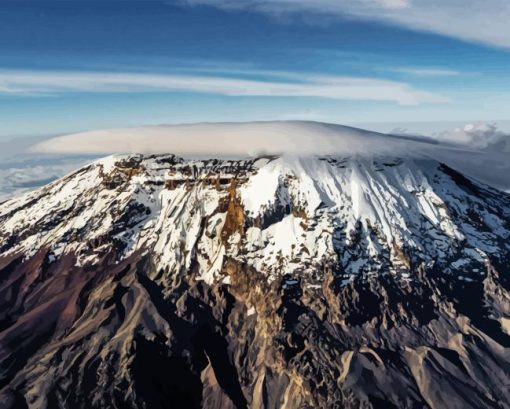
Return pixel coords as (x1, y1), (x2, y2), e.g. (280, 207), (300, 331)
(240, 160), (282, 215)
(3, 124), (510, 288)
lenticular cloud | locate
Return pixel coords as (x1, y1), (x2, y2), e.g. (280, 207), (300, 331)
(32, 121), (437, 156)
(32, 121), (510, 191)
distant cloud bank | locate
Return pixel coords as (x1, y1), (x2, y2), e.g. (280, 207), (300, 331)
(436, 122), (510, 152)
(0, 156), (95, 202)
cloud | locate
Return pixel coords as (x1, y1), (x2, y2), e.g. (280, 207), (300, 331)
(177, 0), (510, 48)
(389, 121), (510, 153)
(390, 68), (461, 77)
(0, 69), (448, 105)
(0, 156), (95, 202)
(435, 122), (510, 151)
(31, 121), (443, 157)
(32, 120), (510, 191)
(377, 0), (411, 9)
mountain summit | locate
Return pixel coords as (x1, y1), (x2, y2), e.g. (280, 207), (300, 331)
(1, 127), (510, 408)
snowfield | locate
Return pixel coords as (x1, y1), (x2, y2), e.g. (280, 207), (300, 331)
(2, 149), (509, 287)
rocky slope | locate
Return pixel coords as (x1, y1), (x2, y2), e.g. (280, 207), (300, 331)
(0, 152), (509, 408)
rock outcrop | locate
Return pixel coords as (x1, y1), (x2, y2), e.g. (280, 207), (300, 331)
(0, 154), (509, 408)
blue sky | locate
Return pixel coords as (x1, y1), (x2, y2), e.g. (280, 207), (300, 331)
(1, 0), (510, 139)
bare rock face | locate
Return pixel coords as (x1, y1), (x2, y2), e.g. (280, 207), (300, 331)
(0, 154), (509, 409)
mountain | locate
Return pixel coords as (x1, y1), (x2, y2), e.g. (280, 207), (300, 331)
(0, 128), (510, 408)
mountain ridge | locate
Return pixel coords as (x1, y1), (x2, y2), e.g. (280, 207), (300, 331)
(0, 152), (509, 408)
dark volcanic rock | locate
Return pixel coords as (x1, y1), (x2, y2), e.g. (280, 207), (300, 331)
(0, 154), (509, 408)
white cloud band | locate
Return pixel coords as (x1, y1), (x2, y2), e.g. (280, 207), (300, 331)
(0, 69), (449, 105)
(31, 120), (510, 191)
(179, 0), (510, 49)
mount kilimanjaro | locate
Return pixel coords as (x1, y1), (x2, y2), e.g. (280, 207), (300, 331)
(0, 122), (509, 408)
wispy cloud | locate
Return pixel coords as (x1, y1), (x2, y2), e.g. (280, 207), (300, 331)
(377, 0), (411, 9)
(0, 69), (449, 105)
(177, 0), (510, 49)
(390, 68), (461, 77)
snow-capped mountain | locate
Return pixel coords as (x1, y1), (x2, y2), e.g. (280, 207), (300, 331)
(0, 126), (509, 408)
(2, 153), (510, 286)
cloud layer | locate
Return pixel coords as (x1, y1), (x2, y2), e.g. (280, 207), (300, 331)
(33, 121), (419, 156)
(0, 69), (448, 106)
(0, 156), (95, 202)
(179, 0), (510, 48)
(32, 120), (510, 191)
